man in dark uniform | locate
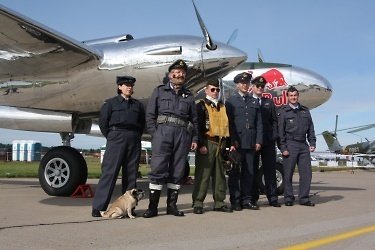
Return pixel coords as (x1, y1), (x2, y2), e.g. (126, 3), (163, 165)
(251, 76), (281, 207)
(278, 86), (316, 207)
(143, 59), (198, 218)
(92, 76), (145, 217)
(192, 79), (232, 214)
(225, 72), (263, 211)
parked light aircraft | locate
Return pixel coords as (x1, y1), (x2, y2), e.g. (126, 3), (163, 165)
(322, 129), (375, 155)
(0, 2), (332, 196)
(321, 115), (374, 163)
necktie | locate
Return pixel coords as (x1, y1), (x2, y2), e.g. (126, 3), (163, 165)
(257, 97), (261, 105)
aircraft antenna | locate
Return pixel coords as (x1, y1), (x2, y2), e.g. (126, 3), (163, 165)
(192, 0), (217, 50)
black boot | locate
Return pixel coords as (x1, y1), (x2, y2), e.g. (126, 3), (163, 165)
(166, 189), (184, 216)
(143, 189), (161, 218)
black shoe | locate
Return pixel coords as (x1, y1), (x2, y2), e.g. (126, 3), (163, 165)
(300, 201), (315, 207)
(92, 209), (102, 217)
(143, 209), (158, 218)
(231, 203), (242, 211)
(285, 201), (294, 206)
(213, 205), (233, 213)
(193, 207), (204, 214)
(242, 202), (259, 210)
(269, 201), (281, 207)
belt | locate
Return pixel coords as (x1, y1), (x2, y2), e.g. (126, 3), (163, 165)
(110, 126), (138, 131)
(245, 123), (254, 129)
(286, 135), (306, 142)
(157, 115), (188, 127)
(207, 136), (220, 143)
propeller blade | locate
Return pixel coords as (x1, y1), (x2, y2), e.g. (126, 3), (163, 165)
(226, 29), (238, 45)
(257, 48), (264, 63)
(347, 124), (375, 133)
(192, 0), (217, 50)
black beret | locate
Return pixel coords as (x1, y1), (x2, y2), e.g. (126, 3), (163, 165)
(206, 79), (220, 87)
(168, 59), (188, 72)
(234, 72), (252, 84)
(116, 76), (136, 85)
(251, 76), (266, 86)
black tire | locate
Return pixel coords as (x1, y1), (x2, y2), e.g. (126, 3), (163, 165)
(257, 162), (284, 196)
(38, 146), (87, 196)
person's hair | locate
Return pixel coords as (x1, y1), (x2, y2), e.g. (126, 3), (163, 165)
(287, 86), (299, 95)
(117, 88), (122, 95)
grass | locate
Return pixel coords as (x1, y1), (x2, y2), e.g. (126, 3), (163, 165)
(0, 157), (359, 179)
(0, 156), (153, 178)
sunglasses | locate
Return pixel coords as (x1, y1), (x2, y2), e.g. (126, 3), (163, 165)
(254, 84), (265, 89)
(209, 88), (220, 93)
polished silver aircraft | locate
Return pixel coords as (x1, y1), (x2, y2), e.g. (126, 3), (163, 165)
(0, 2), (333, 197)
(0, 3), (247, 196)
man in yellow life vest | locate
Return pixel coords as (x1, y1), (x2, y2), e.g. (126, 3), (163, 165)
(192, 79), (233, 214)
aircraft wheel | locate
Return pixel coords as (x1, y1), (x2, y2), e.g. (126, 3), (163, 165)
(257, 162), (284, 196)
(39, 146), (87, 196)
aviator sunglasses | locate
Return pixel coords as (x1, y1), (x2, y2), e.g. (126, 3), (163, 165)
(254, 84), (265, 89)
(209, 88), (220, 93)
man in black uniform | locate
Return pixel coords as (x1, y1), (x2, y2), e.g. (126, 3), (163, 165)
(278, 86), (316, 207)
(225, 72), (263, 211)
(92, 76), (145, 217)
(251, 76), (281, 207)
(143, 59), (198, 218)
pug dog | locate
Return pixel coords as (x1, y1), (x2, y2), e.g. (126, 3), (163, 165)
(100, 188), (144, 219)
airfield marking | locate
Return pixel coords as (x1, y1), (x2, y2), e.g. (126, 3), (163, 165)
(280, 224), (375, 250)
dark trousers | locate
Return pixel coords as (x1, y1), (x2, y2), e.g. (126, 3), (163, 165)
(92, 130), (141, 211)
(149, 124), (191, 185)
(228, 148), (257, 205)
(254, 142), (278, 203)
(282, 140), (312, 204)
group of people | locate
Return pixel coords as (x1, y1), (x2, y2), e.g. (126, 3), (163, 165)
(92, 58), (317, 218)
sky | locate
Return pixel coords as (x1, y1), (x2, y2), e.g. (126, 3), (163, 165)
(0, 0), (374, 151)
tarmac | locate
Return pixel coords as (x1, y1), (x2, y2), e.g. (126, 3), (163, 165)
(1, 170), (375, 250)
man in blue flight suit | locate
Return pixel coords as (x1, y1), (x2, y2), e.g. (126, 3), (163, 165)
(225, 72), (263, 211)
(251, 76), (281, 207)
(92, 76), (145, 217)
(278, 86), (316, 207)
(143, 59), (198, 218)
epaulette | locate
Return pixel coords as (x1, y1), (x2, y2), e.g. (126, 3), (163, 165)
(300, 105), (309, 110)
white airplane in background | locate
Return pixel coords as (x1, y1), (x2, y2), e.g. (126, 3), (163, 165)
(0, 1), (332, 197)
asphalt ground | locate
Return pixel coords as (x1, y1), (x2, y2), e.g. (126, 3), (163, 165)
(1, 170), (375, 250)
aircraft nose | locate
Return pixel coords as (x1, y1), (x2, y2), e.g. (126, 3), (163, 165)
(292, 66), (333, 109)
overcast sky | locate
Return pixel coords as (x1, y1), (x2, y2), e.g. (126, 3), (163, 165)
(0, 0), (374, 150)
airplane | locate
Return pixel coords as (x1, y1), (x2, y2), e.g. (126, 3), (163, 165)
(0, 2), (247, 196)
(0, 2), (333, 197)
(322, 130), (375, 155)
(321, 115), (374, 162)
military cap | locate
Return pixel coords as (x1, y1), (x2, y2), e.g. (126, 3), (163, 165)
(168, 59), (188, 72)
(233, 72), (252, 84)
(116, 76), (136, 85)
(206, 79), (220, 87)
(251, 76), (266, 86)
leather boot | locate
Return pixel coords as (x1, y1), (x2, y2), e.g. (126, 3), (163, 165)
(166, 189), (184, 216)
(143, 189), (161, 218)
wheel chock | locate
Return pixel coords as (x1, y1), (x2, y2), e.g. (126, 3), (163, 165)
(71, 184), (94, 198)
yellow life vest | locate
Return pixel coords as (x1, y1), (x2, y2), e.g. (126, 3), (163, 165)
(204, 102), (229, 137)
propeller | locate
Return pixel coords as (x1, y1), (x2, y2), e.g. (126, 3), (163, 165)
(226, 29), (238, 45)
(192, 0), (217, 50)
(257, 48), (264, 63)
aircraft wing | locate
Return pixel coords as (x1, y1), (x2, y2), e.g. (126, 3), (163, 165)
(0, 4), (100, 80)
